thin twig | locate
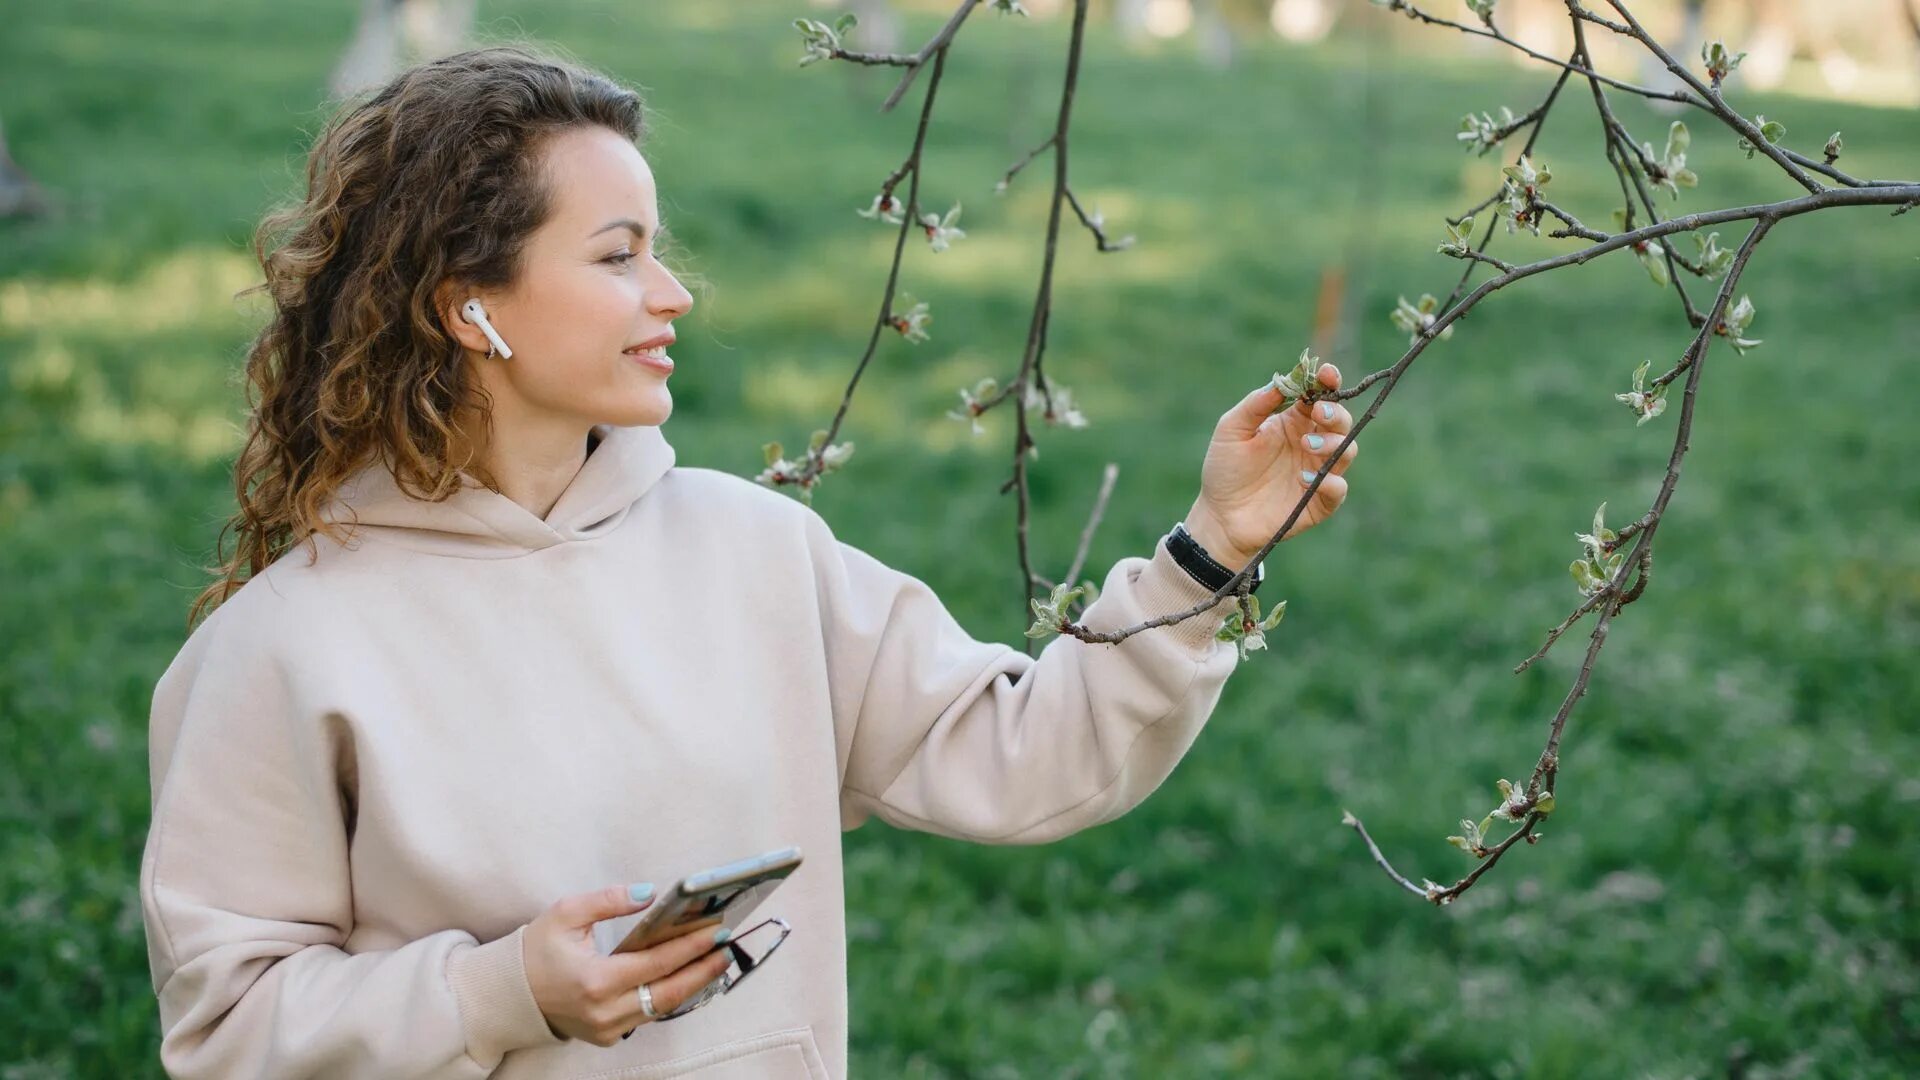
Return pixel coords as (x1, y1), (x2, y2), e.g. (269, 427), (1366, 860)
(1600, 0), (1820, 193)
(1063, 184), (1134, 251)
(1062, 462), (1120, 602)
(1438, 59), (1575, 316)
(997, 133), (1057, 193)
(780, 48), (954, 495)
(827, 48), (917, 67)
(1521, 218), (1775, 799)
(1780, 147), (1910, 189)
(1008, 0), (1095, 650)
(1346, 806), (1544, 905)
(1568, 10), (1703, 326)
(1537, 198), (1609, 240)
(1513, 590), (1610, 673)
(877, 0), (984, 113)
(1342, 811), (1432, 898)
(1383, 0), (1699, 104)
(1445, 247), (1517, 273)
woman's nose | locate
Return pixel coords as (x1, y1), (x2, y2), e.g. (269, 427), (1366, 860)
(646, 264), (693, 320)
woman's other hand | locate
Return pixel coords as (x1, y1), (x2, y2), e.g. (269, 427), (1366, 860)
(523, 883), (735, 1046)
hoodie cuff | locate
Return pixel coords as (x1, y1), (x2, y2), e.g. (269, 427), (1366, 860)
(447, 923), (567, 1066)
(1134, 532), (1246, 658)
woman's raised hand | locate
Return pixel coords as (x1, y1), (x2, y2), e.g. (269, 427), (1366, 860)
(1183, 362), (1357, 567)
(523, 883), (735, 1046)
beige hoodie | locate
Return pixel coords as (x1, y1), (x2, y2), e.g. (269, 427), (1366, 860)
(140, 420), (1246, 1078)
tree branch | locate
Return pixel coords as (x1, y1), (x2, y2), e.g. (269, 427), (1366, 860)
(877, 0), (984, 113)
(1061, 183), (1919, 649)
(782, 0), (1918, 906)
(1379, 0), (1700, 104)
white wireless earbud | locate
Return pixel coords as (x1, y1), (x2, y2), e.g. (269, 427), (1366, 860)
(460, 297), (513, 359)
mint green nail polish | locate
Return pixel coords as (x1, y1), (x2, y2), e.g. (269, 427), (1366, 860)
(629, 883), (654, 903)
(1301, 469), (1316, 484)
(714, 927), (733, 945)
(1320, 403), (1335, 420)
(1306, 434), (1324, 450)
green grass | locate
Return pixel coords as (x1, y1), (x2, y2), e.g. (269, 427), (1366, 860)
(3, 1), (1917, 1075)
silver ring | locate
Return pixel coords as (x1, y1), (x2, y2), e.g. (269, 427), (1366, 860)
(637, 981), (662, 1021)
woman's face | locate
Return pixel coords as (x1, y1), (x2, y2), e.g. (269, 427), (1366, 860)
(446, 125), (694, 435)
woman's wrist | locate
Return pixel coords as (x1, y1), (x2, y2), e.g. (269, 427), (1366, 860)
(1179, 504), (1259, 573)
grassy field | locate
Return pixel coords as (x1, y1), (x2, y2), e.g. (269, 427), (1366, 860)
(3, 1), (1917, 1076)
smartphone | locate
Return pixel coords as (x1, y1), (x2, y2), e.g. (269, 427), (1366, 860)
(594, 846), (803, 958)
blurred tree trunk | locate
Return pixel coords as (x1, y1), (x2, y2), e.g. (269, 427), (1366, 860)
(845, 0), (901, 53)
(1734, 0), (1797, 90)
(1193, 0), (1234, 68)
(328, 0), (478, 101)
(1906, 0), (1920, 83)
(806, 0), (906, 107)
(0, 112), (51, 220)
(1113, 0), (1152, 44)
(1635, 0), (1702, 110)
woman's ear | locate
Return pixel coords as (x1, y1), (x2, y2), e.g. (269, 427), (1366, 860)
(435, 280), (490, 356)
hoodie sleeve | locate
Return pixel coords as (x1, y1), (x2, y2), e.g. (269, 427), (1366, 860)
(139, 610), (566, 1079)
(804, 508), (1246, 845)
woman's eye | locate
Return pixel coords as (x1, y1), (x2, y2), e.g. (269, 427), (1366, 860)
(605, 252), (636, 265)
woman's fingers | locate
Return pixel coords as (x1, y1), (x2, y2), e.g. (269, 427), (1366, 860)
(1228, 363), (1342, 443)
(1302, 431), (1358, 474)
(1301, 471), (1350, 508)
(1294, 393), (1352, 435)
(607, 922), (729, 988)
(622, 938), (735, 1028)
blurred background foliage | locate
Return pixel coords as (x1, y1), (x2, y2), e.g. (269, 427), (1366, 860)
(1, 0), (1916, 1076)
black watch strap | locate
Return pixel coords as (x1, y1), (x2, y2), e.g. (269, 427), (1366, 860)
(1165, 522), (1263, 594)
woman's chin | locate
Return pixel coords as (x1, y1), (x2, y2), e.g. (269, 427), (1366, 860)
(606, 388), (671, 428)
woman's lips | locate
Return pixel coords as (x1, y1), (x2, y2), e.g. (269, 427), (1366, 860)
(625, 348), (672, 374)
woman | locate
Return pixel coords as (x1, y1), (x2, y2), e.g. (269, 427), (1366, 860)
(138, 44), (1356, 1079)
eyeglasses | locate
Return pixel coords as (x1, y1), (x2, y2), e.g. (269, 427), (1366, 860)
(622, 917), (792, 1033)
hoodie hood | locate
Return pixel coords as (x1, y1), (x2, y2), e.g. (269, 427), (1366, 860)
(318, 422), (676, 559)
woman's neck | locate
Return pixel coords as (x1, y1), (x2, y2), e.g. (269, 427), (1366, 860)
(450, 412), (597, 521)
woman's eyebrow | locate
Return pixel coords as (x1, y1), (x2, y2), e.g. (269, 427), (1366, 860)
(588, 218), (672, 246)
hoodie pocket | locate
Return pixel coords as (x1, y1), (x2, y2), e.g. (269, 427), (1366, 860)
(576, 1026), (828, 1080)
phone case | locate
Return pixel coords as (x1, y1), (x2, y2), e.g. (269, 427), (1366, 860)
(591, 846), (802, 957)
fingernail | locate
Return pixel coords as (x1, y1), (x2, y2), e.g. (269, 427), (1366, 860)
(1306, 434), (1325, 450)
(629, 883), (654, 903)
(713, 928), (733, 945)
(1301, 469), (1316, 484)
(1320, 403), (1335, 420)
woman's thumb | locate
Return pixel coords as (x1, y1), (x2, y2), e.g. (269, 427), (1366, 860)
(559, 882), (655, 929)
(1218, 381), (1283, 441)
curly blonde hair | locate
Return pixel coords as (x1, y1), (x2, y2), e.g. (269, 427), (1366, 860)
(190, 44), (647, 630)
